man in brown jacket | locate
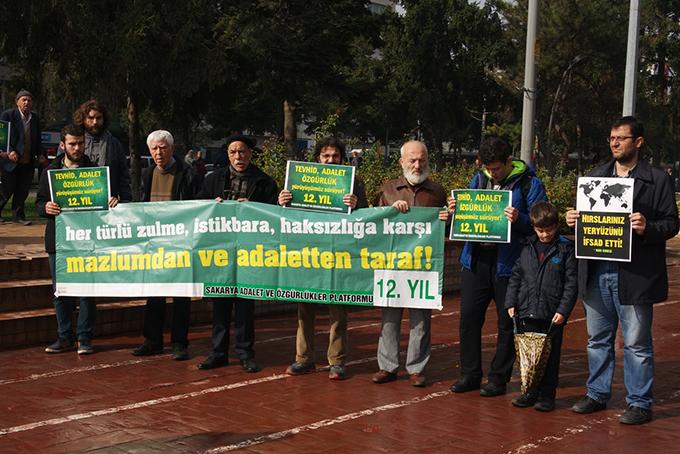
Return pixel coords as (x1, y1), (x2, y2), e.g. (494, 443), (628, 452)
(371, 140), (448, 387)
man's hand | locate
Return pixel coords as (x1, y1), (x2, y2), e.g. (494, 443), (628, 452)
(343, 193), (358, 209)
(552, 313), (566, 325)
(392, 200), (409, 213)
(278, 189), (292, 206)
(504, 206), (519, 223)
(45, 201), (61, 216)
(236, 197), (249, 202)
(438, 208), (449, 221)
(507, 307), (516, 318)
(630, 212), (647, 235)
(565, 209), (579, 228)
(447, 197), (456, 213)
(8, 151), (18, 162)
(108, 196), (119, 208)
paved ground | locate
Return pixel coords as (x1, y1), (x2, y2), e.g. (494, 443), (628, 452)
(1, 233), (680, 453)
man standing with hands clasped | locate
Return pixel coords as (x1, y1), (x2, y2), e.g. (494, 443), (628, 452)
(567, 116), (678, 425)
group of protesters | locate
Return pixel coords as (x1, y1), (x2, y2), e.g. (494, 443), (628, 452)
(2, 90), (676, 427)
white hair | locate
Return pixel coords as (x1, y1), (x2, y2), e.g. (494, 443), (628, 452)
(400, 140), (428, 157)
(146, 130), (174, 147)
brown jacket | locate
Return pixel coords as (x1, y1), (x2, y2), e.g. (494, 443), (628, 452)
(377, 175), (447, 208)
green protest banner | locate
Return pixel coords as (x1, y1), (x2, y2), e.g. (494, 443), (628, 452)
(284, 161), (355, 213)
(449, 189), (511, 242)
(0, 120), (9, 152)
(48, 167), (111, 212)
(55, 201), (444, 310)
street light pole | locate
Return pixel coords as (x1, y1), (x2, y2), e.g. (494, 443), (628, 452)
(520, 0), (538, 165)
(623, 0), (641, 116)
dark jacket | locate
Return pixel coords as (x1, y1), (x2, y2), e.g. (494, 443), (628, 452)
(353, 177), (369, 209)
(86, 131), (132, 203)
(0, 108), (42, 172)
(198, 164), (278, 204)
(36, 154), (96, 254)
(505, 235), (578, 320)
(142, 156), (199, 201)
(578, 159), (679, 305)
(459, 159), (548, 277)
(376, 175), (447, 208)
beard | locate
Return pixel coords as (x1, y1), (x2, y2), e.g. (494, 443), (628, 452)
(85, 124), (103, 136)
(403, 167), (430, 185)
(614, 148), (638, 166)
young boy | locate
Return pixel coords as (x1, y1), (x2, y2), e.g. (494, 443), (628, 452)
(505, 201), (578, 411)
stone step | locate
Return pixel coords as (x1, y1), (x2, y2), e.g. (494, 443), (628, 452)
(0, 278), (54, 312)
(0, 255), (50, 281)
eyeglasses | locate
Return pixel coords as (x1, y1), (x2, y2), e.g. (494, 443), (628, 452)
(607, 136), (634, 143)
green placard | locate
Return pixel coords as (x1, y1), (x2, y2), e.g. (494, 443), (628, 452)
(0, 120), (9, 152)
(449, 189), (511, 242)
(284, 161), (355, 214)
(48, 166), (111, 212)
(54, 201), (445, 310)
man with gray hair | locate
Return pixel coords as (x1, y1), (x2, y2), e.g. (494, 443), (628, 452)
(371, 140), (449, 387)
(131, 130), (200, 361)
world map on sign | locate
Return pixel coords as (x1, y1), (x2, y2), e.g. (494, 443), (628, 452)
(576, 177), (634, 213)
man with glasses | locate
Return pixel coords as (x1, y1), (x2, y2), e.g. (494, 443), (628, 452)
(566, 116), (679, 425)
(450, 135), (547, 397)
(197, 134), (278, 372)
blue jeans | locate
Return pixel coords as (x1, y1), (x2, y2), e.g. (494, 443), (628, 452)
(49, 254), (96, 342)
(584, 261), (654, 409)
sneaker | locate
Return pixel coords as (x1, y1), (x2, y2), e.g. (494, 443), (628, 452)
(171, 344), (189, 361)
(240, 358), (260, 373)
(285, 362), (316, 376)
(572, 395), (606, 414)
(131, 342), (163, 356)
(480, 381), (507, 397)
(512, 392), (538, 408)
(619, 405), (652, 425)
(45, 339), (75, 353)
(534, 397), (555, 412)
(328, 365), (346, 380)
(77, 340), (94, 355)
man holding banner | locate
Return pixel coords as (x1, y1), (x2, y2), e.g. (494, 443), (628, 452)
(131, 130), (201, 361)
(567, 117), (679, 425)
(279, 136), (368, 380)
(197, 134), (278, 372)
(451, 135), (547, 397)
(37, 125), (119, 355)
(371, 140), (448, 387)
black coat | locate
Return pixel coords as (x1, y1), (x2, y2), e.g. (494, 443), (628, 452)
(36, 154), (96, 254)
(198, 164), (278, 204)
(0, 108), (42, 172)
(577, 159), (679, 305)
(141, 156), (199, 201)
(505, 235), (578, 320)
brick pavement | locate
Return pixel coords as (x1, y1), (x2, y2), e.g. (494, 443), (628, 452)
(0, 236), (679, 452)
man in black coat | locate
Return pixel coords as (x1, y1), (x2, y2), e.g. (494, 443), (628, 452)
(0, 89), (45, 224)
(566, 116), (679, 425)
(131, 130), (200, 361)
(197, 134), (278, 372)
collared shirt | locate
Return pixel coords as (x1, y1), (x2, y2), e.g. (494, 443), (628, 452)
(377, 175), (447, 208)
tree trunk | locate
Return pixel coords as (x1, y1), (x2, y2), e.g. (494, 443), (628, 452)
(127, 93), (142, 201)
(283, 99), (298, 159)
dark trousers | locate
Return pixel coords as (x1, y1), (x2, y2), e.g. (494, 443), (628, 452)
(0, 163), (33, 220)
(459, 248), (515, 384)
(210, 298), (255, 360)
(143, 297), (191, 347)
(518, 318), (565, 399)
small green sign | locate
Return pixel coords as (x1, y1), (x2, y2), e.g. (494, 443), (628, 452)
(449, 189), (511, 242)
(0, 120), (10, 152)
(48, 166), (111, 212)
(284, 161), (355, 214)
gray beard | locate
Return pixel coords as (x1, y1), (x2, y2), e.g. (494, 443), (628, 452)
(404, 168), (429, 185)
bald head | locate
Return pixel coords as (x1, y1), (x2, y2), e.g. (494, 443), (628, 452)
(400, 141), (430, 185)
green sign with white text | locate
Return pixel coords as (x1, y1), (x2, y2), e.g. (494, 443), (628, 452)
(449, 189), (511, 242)
(48, 166), (111, 212)
(0, 120), (9, 152)
(55, 201), (444, 310)
(284, 161), (355, 214)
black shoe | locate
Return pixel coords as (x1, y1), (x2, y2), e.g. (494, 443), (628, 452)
(197, 354), (228, 370)
(572, 395), (606, 414)
(450, 377), (481, 393)
(45, 339), (75, 353)
(131, 342), (163, 356)
(619, 405), (652, 425)
(512, 392), (538, 408)
(240, 358), (260, 373)
(534, 397), (555, 412)
(480, 382), (507, 397)
(171, 344), (189, 361)
(77, 340), (94, 355)
(285, 361), (316, 376)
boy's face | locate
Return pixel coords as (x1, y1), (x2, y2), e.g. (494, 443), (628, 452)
(534, 224), (558, 243)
